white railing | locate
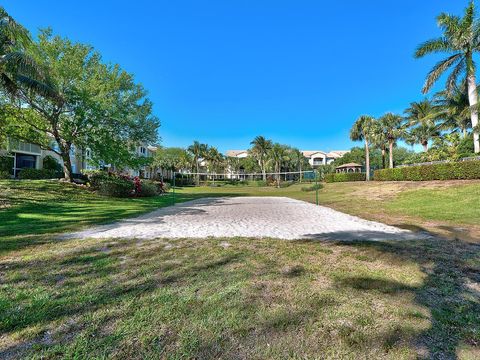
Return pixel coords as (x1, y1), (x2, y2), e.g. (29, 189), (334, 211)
(8, 140), (41, 155)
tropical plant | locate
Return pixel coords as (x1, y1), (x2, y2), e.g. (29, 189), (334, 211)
(187, 141), (208, 185)
(268, 143), (288, 187)
(152, 147), (189, 179)
(349, 115), (376, 180)
(249, 136), (273, 180)
(288, 147), (307, 182)
(415, 0), (480, 153)
(404, 99), (441, 151)
(379, 113), (406, 168)
(434, 86), (472, 137)
(205, 146), (224, 184)
(371, 127), (388, 169)
(0, 7), (55, 99)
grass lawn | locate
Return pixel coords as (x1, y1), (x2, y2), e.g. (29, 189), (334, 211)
(1, 180), (479, 359)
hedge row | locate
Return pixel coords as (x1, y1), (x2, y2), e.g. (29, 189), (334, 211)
(374, 160), (480, 181)
(325, 172), (366, 183)
(18, 168), (62, 179)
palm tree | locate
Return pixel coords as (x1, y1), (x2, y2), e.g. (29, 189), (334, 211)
(415, 0), (480, 153)
(350, 115), (376, 180)
(269, 143), (287, 187)
(187, 141), (208, 185)
(0, 7), (55, 98)
(404, 99), (440, 151)
(371, 129), (388, 169)
(289, 147), (305, 182)
(205, 146), (223, 184)
(250, 135), (273, 181)
(435, 86), (472, 137)
(379, 113), (405, 168)
(406, 123), (441, 152)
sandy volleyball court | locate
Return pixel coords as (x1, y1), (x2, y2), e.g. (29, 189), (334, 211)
(66, 197), (426, 241)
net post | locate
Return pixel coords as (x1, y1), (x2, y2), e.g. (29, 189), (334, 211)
(172, 171), (176, 206)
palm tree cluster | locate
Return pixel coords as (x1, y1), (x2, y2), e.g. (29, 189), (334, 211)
(351, 1), (480, 178)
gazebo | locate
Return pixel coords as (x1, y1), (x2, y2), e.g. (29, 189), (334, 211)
(335, 162), (363, 173)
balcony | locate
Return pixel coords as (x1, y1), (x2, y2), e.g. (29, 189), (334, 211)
(8, 140), (41, 155)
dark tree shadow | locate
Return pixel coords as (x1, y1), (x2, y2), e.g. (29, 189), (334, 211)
(298, 231), (480, 359)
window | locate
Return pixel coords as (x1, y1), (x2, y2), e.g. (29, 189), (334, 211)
(140, 147), (146, 155)
(16, 154), (36, 169)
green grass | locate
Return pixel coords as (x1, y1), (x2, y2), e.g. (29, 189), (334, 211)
(1, 180), (480, 358)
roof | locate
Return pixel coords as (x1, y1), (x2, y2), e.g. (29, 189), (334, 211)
(326, 150), (349, 158)
(336, 162), (362, 169)
(302, 150), (326, 157)
(226, 150), (248, 157)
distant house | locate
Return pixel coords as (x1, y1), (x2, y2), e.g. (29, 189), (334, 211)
(335, 162), (363, 173)
(302, 150), (349, 167)
(225, 148), (349, 170)
(225, 150), (249, 159)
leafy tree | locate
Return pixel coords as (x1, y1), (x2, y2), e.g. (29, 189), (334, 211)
(7, 29), (159, 181)
(406, 123), (441, 152)
(378, 113), (405, 168)
(288, 147), (308, 182)
(187, 140), (208, 185)
(249, 135), (273, 181)
(152, 147), (190, 178)
(415, 0), (480, 153)
(350, 115), (376, 180)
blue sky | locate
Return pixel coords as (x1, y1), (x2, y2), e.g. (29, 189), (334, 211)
(4, 0), (467, 152)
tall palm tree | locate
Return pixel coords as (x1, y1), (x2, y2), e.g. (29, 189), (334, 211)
(404, 99), (440, 151)
(350, 115), (376, 181)
(250, 135), (273, 181)
(0, 7), (55, 98)
(269, 143), (287, 188)
(415, 0), (480, 153)
(370, 126), (388, 169)
(187, 140), (208, 185)
(379, 113), (405, 168)
(435, 86), (472, 137)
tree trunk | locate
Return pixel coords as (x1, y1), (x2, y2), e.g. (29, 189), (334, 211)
(196, 159), (199, 186)
(299, 162), (302, 183)
(60, 147), (74, 182)
(467, 73), (480, 153)
(365, 140), (370, 181)
(381, 147), (386, 169)
(389, 141), (394, 169)
(422, 141), (428, 152)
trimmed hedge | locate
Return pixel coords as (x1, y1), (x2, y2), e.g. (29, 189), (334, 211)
(374, 160), (480, 181)
(18, 168), (62, 179)
(325, 172), (366, 183)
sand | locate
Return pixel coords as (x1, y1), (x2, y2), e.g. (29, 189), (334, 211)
(65, 197), (427, 241)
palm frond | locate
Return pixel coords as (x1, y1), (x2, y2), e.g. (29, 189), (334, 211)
(414, 37), (451, 58)
(445, 59), (466, 93)
(422, 53), (462, 93)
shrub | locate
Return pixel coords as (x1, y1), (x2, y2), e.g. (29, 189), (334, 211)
(137, 180), (159, 197)
(325, 172), (366, 183)
(98, 178), (134, 197)
(374, 160), (480, 181)
(0, 170), (11, 179)
(301, 183), (323, 192)
(0, 156), (13, 172)
(85, 170), (112, 189)
(18, 168), (61, 179)
(42, 155), (62, 171)
(279, 180), (295, 188)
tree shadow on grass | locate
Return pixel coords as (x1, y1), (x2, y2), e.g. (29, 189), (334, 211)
(298, 232), (480, 359)
(0, 240), (242, 358)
